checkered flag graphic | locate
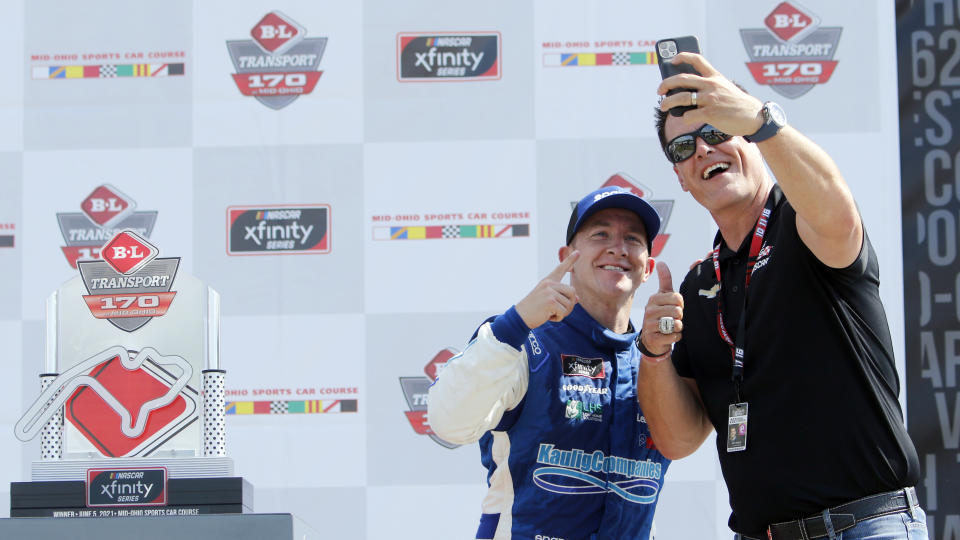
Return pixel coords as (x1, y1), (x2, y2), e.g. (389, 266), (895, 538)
(270, 401), (288, 414)
(99, 65), (117, 77)
(612, 52), (629, 65)
(442, 225), (459, 238)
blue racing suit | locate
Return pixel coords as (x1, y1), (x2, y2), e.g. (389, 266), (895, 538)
(428, 304), (670, 540)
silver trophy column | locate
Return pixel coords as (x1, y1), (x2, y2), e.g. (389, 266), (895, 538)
(39, 296), (63, 461)
(203, 288), (226, 457)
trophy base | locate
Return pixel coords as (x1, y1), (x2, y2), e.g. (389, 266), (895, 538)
(0, 513), (320, 540)
(10, 476), (253, 518)
(31, 456), (234, 481)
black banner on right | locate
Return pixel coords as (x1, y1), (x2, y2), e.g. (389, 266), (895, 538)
(897, 0), (960, 537)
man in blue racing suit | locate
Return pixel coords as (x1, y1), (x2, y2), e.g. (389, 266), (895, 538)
(429, 186), (671, 540)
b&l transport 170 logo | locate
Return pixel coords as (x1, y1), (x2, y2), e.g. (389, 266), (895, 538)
(740, 1), (842, 98)
(227, 11), (327, 109)
(227, 205), (330, 255)
(397, 32), (501, 81)
(78, 230), (179, 333)
(57, 184), (158, 269)
(400, 348), (459, 449)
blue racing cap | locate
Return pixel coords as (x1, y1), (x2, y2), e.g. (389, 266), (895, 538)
(565, 187), (662, 252)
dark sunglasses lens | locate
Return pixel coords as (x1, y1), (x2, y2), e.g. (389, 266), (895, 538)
(701, 126), (730, 145)
(667, 136), (696, 163)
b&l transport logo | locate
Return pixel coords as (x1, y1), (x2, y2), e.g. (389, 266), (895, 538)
(57, 184), (158, 269)
(227, 11), (327, 110)
(397, 32), (501, 81)
(226, 205), (330, 255)
(15, 346), (198, 458)
(400, 348), (459, 449)
(541, 38), (658, 68)
(78, 230), (179, 333)
(740, 1), (842, 98)
(580, 173), (673, 258)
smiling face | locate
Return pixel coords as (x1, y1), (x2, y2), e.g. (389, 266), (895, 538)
(562, 208), (655, 306)
(664, 114), (766, 215)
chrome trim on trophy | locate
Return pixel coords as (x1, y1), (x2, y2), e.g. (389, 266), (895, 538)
(206, 287), (221, 371)
(31, 456), (235, 481)
(44, 293), (58, 375)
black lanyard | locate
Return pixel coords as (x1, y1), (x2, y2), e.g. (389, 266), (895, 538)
(710, 197), (774, 402)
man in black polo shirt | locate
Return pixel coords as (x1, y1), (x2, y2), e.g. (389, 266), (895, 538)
(636, 52), (924, 540)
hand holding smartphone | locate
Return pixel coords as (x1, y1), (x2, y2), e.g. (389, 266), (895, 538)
(655, 36), (701, 117)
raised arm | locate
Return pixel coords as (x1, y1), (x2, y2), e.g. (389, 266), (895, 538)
(427, 252), (580, 445)
(756, 123), (861, 268)
(659, 53), (862, 268)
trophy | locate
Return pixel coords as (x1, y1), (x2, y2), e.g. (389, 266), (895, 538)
(11, 230), (251, 517)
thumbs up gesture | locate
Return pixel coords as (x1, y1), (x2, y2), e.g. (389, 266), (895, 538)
(640, 262), (685, 357)
(515, 251), (580, 330)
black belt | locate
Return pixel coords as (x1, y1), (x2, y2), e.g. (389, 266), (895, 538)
(739, 487), (919, 540)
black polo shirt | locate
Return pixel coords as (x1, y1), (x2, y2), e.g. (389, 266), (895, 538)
(672, 185), (920, 536)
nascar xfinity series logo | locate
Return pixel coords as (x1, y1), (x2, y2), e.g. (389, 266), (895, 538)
(397, 32), (501, 81)
(227, 205), (330, 255)
(56, 184), (158, 269)
(400, 348), (460, 449)
(227, 11), (327, 109)
(740, 1), (842, 98)
(87, 468), (167, 506)
(533, 444), (662, 504)
(78, 231), (179, 333)
(562, 355), (605, 379)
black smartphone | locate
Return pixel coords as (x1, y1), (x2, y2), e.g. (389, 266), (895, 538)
(655, 36), (701, 117)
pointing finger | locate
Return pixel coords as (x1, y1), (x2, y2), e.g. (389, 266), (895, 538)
(547, 250), (580, 282)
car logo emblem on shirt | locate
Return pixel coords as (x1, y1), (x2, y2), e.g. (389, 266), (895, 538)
(699, 283), (720, 299)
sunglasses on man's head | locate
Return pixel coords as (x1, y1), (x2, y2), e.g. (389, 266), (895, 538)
(664, 124), (732, 164)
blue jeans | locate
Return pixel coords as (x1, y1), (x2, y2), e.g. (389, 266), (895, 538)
(734, 507), (928, 540)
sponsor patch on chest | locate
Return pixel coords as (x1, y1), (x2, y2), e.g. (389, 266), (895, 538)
(565, 399), (602, 422)
(561, 355), (605, 379)
(752, 243), (774, 275)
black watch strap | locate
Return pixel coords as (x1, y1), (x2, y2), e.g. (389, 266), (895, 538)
(636, 332), (669, 358)
(744, 101), (786, 143)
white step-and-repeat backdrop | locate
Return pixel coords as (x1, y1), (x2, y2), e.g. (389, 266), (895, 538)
(0, 1), (903, 538)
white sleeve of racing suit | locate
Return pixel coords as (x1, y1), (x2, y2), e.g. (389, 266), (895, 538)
(427, 322), (529, 445)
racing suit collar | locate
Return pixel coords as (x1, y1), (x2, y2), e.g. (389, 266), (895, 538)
(567, 304), (639, 351)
